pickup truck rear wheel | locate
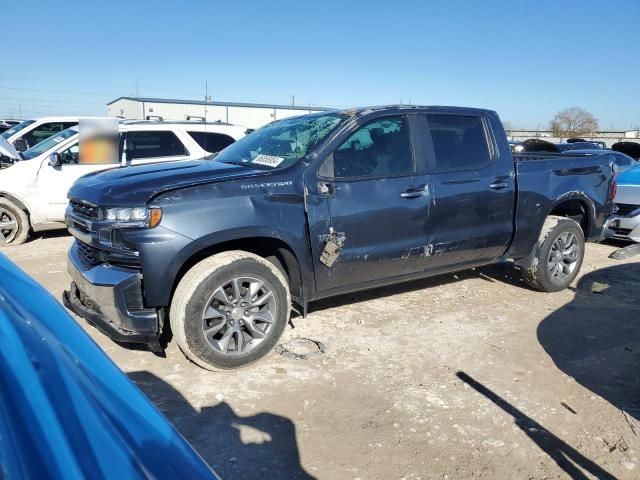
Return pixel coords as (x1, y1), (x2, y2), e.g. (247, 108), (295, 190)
(0, 198), (29, 247)
(521, 216), (585, 292)
(170, 250), (291, 370)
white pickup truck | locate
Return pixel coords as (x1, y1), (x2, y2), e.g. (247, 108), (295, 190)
(0, 121), (246, 245)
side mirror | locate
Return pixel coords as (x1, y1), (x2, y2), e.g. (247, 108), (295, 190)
(13, 138), (28, 152)
(48, 152), (61, 167)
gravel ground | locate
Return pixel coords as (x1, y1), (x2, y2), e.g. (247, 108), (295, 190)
(4, 232), (640, 479)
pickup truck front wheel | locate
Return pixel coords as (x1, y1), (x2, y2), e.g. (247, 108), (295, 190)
(521, 216), (585, 292)
(0, 198), (29, 247)
(170, 251), (291, 370)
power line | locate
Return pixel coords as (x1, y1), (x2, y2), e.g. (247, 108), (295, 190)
(0, 96), (105, 105)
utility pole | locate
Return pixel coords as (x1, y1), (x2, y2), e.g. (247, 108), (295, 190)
(204, 81), (211, 122)
(290, 95), (295, 107)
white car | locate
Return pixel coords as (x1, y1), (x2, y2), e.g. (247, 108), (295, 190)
(0, 121), (246, 245)
(0, 116), (85, 151)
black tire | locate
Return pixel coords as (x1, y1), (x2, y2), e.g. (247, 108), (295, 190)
(170, 250), (290, 370)
(521, 215), (585, 292)
(0, 197), (30, 247)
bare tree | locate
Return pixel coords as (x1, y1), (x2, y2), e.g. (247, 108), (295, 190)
(549, 107), (599, 137)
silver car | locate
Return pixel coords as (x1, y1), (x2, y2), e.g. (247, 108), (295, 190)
(612, 165), (640, 242)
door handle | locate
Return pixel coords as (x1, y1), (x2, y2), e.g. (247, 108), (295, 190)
(400, 186), (428, 199)
(489, 181), (508, 190)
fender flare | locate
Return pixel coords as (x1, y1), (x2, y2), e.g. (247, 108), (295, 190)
(514, 192), (596, 268)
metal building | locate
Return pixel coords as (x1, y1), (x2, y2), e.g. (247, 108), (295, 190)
(107, 97), (331, 129)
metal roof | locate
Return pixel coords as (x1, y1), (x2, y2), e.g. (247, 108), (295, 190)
(108, 96), (332, 112)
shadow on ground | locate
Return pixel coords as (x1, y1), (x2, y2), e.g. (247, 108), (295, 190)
(129, 371), (314, 480)
(537, 262), (640, 419)
(458, 371), (616, 479)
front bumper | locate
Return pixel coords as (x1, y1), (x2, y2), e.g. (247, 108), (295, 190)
(63, 241), (163, 352)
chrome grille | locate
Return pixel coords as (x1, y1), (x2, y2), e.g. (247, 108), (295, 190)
(70, 199), (99, 220)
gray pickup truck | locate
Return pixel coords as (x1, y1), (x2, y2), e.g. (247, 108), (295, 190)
(63, 106), (616, 370)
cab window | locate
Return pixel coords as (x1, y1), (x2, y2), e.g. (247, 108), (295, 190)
(329, 116), (414, 178)
(426, 115), (491, 172)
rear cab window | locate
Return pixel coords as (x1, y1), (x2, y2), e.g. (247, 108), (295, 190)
(426, 114), (492, 172)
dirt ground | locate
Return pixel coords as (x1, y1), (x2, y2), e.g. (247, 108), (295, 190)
(5, 232), (640, 479)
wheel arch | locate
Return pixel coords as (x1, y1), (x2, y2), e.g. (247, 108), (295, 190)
(168, 232), (305, 310)
(0, 191), (30, 214)
(546, 192), (595, 239)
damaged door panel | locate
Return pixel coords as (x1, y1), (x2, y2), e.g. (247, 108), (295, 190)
(307, 114), (433, 292)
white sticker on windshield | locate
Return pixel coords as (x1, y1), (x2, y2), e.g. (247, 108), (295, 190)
(52, 136), (64, 143)
(252, 154), (285, 168)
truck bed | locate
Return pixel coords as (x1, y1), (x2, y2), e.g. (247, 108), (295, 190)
(508, 151), (615, 260)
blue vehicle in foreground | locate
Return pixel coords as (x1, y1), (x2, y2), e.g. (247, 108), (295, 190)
(0, 254), (217, 479)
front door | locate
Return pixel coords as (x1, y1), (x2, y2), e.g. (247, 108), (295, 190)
(307, 115), (432, 294)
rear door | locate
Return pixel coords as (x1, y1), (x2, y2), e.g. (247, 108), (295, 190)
(422, 112), (515, 268)
(308, 114), (433, 293)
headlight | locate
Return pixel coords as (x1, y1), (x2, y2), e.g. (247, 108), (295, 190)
(100, 207), (162, 228)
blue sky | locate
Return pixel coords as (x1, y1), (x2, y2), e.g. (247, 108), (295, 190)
(2, 0), (639, 129)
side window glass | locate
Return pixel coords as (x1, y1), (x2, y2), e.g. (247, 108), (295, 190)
(126, 131), (188, 159)
(426, 115), (491, 171)
(59, 144), (80, 165)
(187, 131), (236, 152)
(332, 116), (413, 178)
(22, 122), (66, 148)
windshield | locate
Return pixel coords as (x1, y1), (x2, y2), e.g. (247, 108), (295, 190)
(21, 127), (79, 160)
(215, 112), (345, 169)
(0, 119), (36, 139)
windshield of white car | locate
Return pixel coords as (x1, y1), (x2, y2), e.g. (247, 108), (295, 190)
(215, 112), (345, 170)
(0, 120), (36, 139)
(21, 127), (79, 160)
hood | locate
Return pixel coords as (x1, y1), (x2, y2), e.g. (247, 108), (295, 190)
(0, 156), (41, 186)
(69, 159), (266, 206)
(0, 136), (19, 161)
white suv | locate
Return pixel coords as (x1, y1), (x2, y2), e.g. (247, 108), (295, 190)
(1, 116), (84, 151)
(0, 121), (246, 245)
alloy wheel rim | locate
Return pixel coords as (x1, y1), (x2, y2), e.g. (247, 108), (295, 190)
(0, 207), (18, 244)
(547, 232), (580, 281)
(201, 275), (277, 355)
